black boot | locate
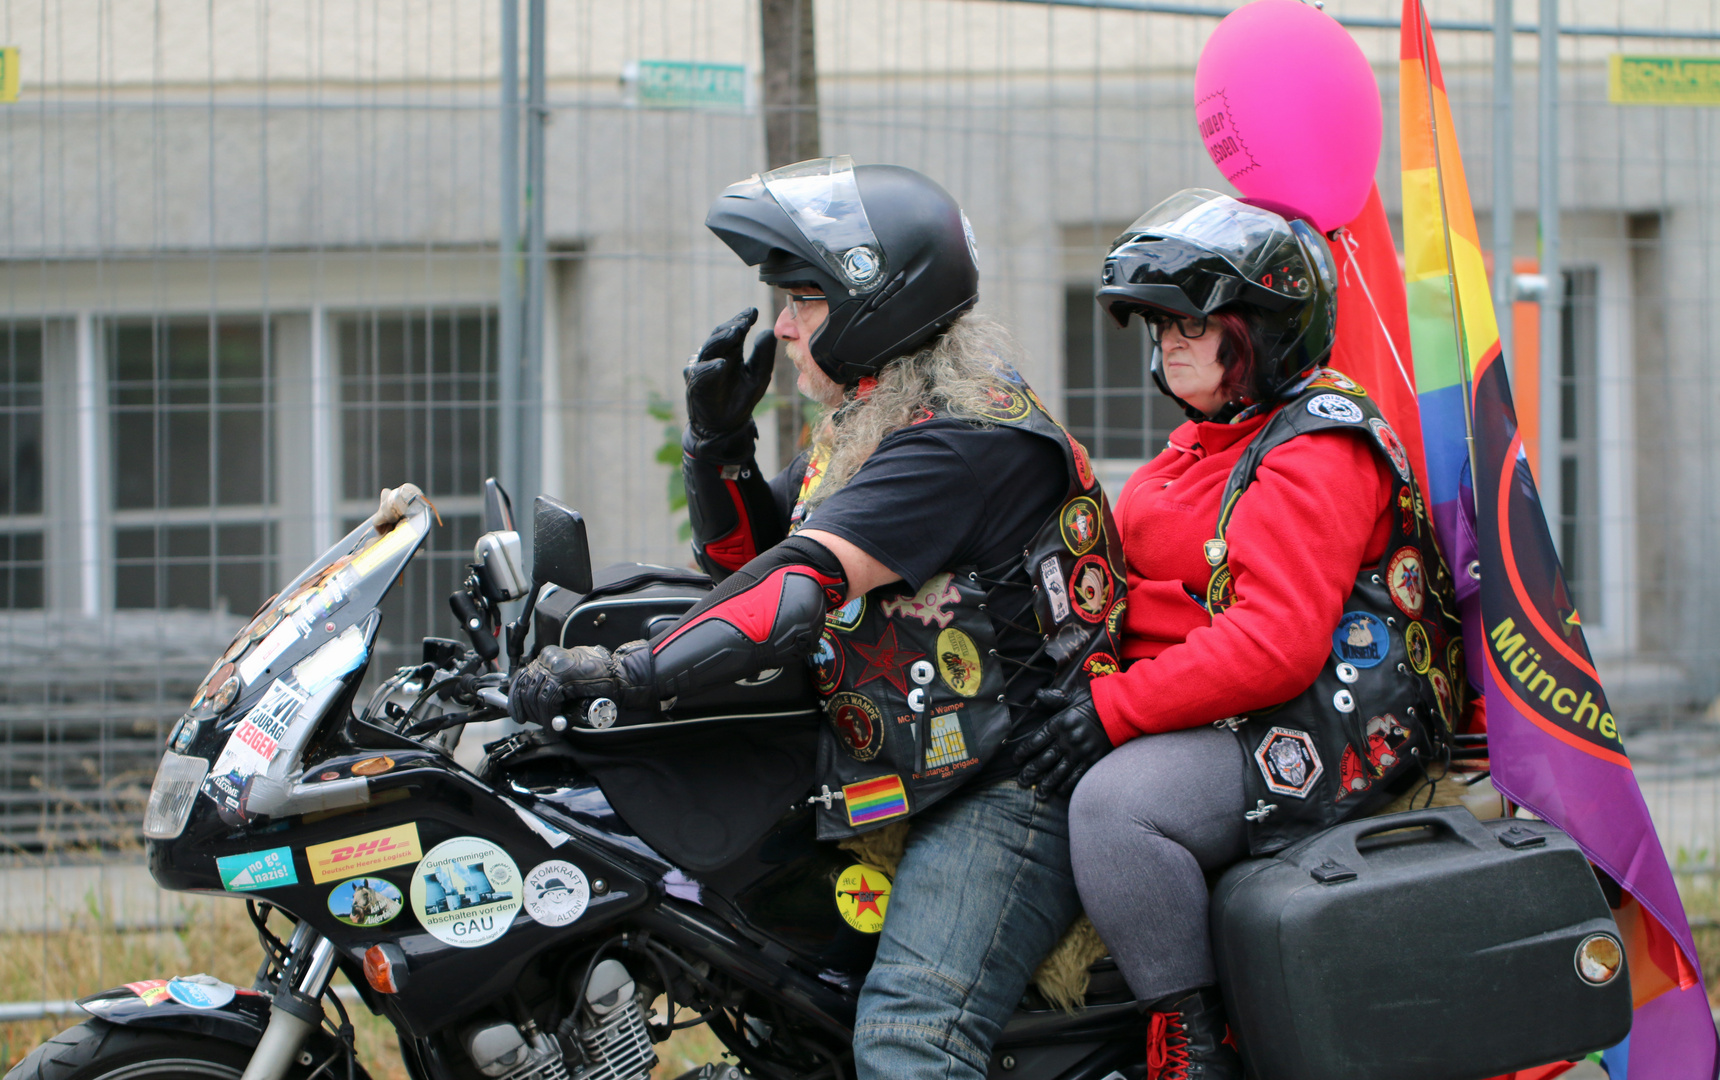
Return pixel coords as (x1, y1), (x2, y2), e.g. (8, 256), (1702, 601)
(1144, 986), (1242, 1080)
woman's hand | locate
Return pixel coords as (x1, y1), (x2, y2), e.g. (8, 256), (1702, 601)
(1013, 686), (1114, 799)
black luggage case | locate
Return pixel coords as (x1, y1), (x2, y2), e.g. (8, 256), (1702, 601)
(1210, 807), (1631, 1080)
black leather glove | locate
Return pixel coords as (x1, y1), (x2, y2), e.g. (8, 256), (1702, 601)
(508, 642), (655, 728)
(685, 308), (777, 457)
(1013, 686), (1113, 799)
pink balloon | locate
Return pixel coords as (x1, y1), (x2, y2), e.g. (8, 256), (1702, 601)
(1194, 0), (1382, 233)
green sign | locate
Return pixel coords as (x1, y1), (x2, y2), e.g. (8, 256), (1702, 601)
(1609, 54), (1720, 106)
(628, 60), (747, 110)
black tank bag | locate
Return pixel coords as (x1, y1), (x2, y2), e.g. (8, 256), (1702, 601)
(1204, 373), (1465, 856)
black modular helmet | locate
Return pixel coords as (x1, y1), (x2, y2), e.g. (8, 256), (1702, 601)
(1097, 188), (1337, 407)
(706, 156), (980, 385)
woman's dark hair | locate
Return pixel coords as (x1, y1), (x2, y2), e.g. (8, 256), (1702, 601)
(1211, 308), (1263, 404)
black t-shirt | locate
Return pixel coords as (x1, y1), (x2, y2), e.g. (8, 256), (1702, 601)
(770, 419), (1069, 773)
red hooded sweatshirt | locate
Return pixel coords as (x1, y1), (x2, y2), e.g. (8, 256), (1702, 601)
(1090, 409), (1395, 746)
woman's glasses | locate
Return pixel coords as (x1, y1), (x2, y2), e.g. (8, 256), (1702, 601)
(1144, 313), (1209, 342)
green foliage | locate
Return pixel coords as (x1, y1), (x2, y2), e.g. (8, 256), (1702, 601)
(649, 391), (693, 543)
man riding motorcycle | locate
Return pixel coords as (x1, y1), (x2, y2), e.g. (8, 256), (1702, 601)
(511, 156), (1125, 1080)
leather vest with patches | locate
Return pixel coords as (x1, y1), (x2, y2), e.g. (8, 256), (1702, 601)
(1208, 371), (1465, 856)
(794, 376), (1128, 840)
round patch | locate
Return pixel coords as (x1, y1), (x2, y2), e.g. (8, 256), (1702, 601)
(1059, 497), (1102, 557)
(1306, 393), (1364, 424)
(1368, 418), (1412, 481)
(1105, 597), (1128, 636)
(1447, 638), (1465, 690)
(1429, 668), (1454, 729)
(827, 692), (885, 761)
(1253, 727), (1324, 800)
(1311, 369), (1366, 395)
(351, 755), (395, 777)
(1066, 431), (1096, 488)
(1332, 612), (1390, 669)
(1405, 621), (1432, 675)
(1069, 554), (1112, 623)
(826, 596), (866, 632)
(523, 860), (591, 928)
(329, 876), (403, 927)
(410, 836), (522, 948)
(1083, 652), (1120, 678)
(935, 628), (984, 697)
(973, 384), (1032, 423)
(165, 976), (237, 1010)
(812, 631), (844, 695)
(834, 864), (892, 933)
(1206, 565), (1235, 614)
(1386, 547), (1426, 619)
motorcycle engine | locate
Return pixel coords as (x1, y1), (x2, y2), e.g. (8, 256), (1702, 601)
(459, 961), (655, 1080)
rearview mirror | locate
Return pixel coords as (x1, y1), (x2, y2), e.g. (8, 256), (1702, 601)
(532, 496), (593, 595)
(483, 478), (516, 533)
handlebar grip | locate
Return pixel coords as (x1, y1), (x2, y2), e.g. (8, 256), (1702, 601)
(477, 687), (510, 711)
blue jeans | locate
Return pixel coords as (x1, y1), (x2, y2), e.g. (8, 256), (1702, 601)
(852, 779), (1081, 1080)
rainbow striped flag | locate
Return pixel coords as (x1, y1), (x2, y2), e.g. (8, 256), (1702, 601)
(1399, 1), (1716, 1074)
(843, 774), (909, 827)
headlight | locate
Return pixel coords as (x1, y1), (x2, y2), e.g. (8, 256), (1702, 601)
(142, 752), (210, 840)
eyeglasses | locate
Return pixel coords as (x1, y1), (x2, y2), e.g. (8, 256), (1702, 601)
(1144, 313), (1209, 342)
(785, 292), (826, 319)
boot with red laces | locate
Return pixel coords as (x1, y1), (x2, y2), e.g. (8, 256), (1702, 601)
(1144, 986), (1242, 1080)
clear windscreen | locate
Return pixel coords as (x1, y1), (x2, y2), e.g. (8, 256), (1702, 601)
(1121, 188), (1300, 283)
(762, 155), (888, 293)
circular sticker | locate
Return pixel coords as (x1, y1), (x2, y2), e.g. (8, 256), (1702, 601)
(352, 755), (395, 777)
(1066, 431), (1096, 489)
(1082, 652), (1120, 678)
(1368, 418), (1412, 482)
(1059, 497), (1102, 557)
(523, 860), (591, 928)
(1105, 597), (1128, 636)
(329, 876), (403, 927)
(165, 976), (237, 1010)
(826, 596), (866, 632)
(973, 384), (1032, 423)
(812, 631), (844, 695)
(410, 836), (523, 948)
(1306, 393), (1364, 424)
(935, 628), (984, 697)
(1332, 612), (1390, 669)
(1405, 621), (1432, 675)
(827, 692), (884, 761)
(1386, 547), (1426, 619)
(1069, 554), (1112, 623)
(834, 864), (892, 933)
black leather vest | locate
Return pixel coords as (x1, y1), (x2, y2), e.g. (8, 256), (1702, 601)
(1207, 372), (1464, 855)
(799, 373), (1127, 840)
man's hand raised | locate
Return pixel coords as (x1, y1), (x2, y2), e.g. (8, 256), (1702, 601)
(685, 308), (777, 448)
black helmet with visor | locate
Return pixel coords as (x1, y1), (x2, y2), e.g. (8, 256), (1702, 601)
(1097, 188), (1337, 410)
(706, 156), (980, 385)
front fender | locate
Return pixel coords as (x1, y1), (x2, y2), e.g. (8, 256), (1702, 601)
(75, 981), (273, 1047)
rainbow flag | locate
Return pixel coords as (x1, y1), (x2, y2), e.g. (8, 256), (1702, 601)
(1399, 1), (1716, 1075)
(843, 774), (909, 827)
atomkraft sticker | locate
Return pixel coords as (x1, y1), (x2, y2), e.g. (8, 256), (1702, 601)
(328, 876), (403, 927)
(165, 975), (237, 1010)
(523, 860), (591, 927)
(306, 822), (422, 884)
(410, 836), (522, 948)
(834, 864), (892, 933)
(217, 846), (298, 892)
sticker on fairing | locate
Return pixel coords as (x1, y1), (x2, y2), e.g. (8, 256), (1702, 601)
(165, 975), (237, 1010)
(306, 822), (422, 883)
(523, 860), (591, 927)
(329, 876), (403, 927)
(217, 846), (298, 892)
(410, 836), (522, 948)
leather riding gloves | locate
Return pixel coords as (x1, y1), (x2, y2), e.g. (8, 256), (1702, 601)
(508, 642), (655, 728)
(1014, 686), (1114, 799)
(684, 308), (777, 460)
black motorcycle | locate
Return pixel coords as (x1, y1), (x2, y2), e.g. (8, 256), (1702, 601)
(7, 480), (1632, 1080)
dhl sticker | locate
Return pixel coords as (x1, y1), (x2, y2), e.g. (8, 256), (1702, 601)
(305, 822), (421, 883)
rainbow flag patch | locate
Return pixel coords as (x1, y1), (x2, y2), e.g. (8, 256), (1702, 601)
(844, 775), (908, 827)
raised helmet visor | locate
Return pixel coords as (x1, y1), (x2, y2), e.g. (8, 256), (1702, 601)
(718, 155), (889, 296)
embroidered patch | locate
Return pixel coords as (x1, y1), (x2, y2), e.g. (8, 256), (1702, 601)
(851, 625), (925, 695)
(973, 384), (1032, 423)
(1203, 538), (1228, 566)
(1069, 554), (1112, 623)
(1105, 597), (1127, 636)
(1060, 497), (1102, 556)
(812, 630), (844, 695)
(1040, 556), (1071, 624)
(1429, 668), (1454, 729)
(935, 628), (983, 697)
(924, 709), (971, 769)
(834, 864), (892, 932)
(1309, 368), (1366, 395)
(827, 692), (885, 761)
(1365, 714), (1410, 773)
(1306, 393), (1364, 424)
(826, 595), (866, 632)
(1253, 727), (1324, 799)
(879, 572), (961, 628)
(1082, 652), (1120, 677)
(1397, 486), (1419, 536)
(1206, 564), (1235, 614)
(1368, 417), (1412, 481)
(1067, 431), (1096, 488)
(1387, 547), (1426, 619)
(1335, 746), (1371, 801)
(1447, 638), (1465, 690)
(1404, 620), (1432, 675)
(844, 775), (910, 827)
(1331, 612), (1389, 669)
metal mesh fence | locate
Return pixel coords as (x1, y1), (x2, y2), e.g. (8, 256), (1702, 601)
(0, 0), (1717, 916)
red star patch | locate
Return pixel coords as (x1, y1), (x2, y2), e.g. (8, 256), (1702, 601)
(841, 874), (884, 920)
(850, 624), (924, 695)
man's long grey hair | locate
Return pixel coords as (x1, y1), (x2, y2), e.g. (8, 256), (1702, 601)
(802, 313), (1025, 512)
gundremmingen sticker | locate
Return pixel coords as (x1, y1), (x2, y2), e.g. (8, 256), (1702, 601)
(523, 860), (591, 927)
(410, 836), (522, 948)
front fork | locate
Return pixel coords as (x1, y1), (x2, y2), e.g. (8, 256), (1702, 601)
(241, 922), (342, 1080)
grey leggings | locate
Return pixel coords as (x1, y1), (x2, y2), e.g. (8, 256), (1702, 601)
(1067, 726), (1248, 1004)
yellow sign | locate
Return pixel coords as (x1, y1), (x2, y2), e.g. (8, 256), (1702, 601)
(1609, 54), (1720, 106)
(306, 822), (421, 883)
(0, 48), (18, 103)
(834, 864), (891, 933)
